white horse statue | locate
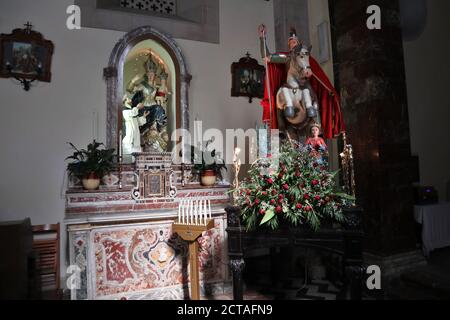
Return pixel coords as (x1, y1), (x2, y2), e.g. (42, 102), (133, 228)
(260, 26), (320, 142)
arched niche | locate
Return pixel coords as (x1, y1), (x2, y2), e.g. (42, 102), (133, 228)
(104, 26), (191, 154)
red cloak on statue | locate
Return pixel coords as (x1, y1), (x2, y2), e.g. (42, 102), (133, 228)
(260, 55), (345, 139)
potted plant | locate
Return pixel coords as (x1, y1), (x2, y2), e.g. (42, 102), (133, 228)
(190, 140), (227, 187)
(66, 140), (116, 190)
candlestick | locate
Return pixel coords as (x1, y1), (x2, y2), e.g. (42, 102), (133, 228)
(233, 148), (242, 205)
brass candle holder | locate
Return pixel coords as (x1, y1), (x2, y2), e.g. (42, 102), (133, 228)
(232, 148), (242, 206)
(340, 132), (356, 198)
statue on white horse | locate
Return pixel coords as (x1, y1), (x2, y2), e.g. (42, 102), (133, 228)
(259, 26), (320, 142)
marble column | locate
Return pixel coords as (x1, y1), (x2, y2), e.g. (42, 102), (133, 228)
(328, 0), (419, 255)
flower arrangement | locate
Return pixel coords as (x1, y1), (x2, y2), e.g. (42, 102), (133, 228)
(233, 143), (355, 231)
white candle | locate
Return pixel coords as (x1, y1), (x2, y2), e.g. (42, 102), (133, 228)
(208, 199), (212, 220)
(199, 199), (203, 225)
(203, 200), (208, 225)
(181, 138), (186, 164)
(194, 199), (197, 225)
(190, 200), (194, 225)
(195, 116), (202, 149)
(178, 201), (181, 223)
(181, 200), (185, 224)
(119, 130), (123, 159)
(183, 200), (187, 224)
(185, 200), (189, 225)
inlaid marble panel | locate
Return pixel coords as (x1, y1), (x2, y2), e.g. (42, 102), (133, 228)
(92, 218), (226, 298)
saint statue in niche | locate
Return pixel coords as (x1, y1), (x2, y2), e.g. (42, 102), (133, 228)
(124, 55), (170, 153)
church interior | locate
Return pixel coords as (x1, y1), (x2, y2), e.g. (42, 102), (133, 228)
(1, 0), (450, 301)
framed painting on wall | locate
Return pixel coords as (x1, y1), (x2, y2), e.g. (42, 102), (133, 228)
(0, 25), (54, 84)
(231, 53), (265, 103)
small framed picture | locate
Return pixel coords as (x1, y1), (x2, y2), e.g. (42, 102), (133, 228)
(0, 27), (54, 82)
(317, 21), (330, 64)
(231, 53), (265, 103)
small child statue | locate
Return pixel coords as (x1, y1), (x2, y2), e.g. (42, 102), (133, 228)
(305, 123), (328, 165)
(155, 71), (171, 109)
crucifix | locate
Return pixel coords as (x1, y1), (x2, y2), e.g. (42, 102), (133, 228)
(24, 22), (33, 34)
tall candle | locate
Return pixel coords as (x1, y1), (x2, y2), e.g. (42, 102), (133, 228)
(195, 116), (202, 150)
(178, 201), (181, 223)
(119, 130), (123, 159)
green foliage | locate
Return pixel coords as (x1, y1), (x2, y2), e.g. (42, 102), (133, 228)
(187, 139), (227, 180)
(66, 140), (115, 178)
(231, 143), (355, 231)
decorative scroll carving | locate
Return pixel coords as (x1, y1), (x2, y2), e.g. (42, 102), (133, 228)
(230, 258), (245, 273)
(225, 205), (241, 228)
(343, 206), (363, 230)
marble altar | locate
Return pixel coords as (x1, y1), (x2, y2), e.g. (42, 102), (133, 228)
(65, 153), (231, 300)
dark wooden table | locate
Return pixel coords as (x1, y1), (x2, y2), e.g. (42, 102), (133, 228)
(225, 206), (364, 300)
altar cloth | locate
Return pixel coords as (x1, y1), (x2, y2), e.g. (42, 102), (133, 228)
(414, 202), (450, 256)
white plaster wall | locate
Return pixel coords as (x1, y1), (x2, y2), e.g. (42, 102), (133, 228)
(0, 0), (274, 283)
(403, 0), (450, 200)
(307, 0), (339, 172)
(307, 0), (334, 83)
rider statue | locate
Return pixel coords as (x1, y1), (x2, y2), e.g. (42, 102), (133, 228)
(259, 25), (319, 121)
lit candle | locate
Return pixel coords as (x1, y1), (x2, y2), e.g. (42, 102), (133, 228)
(178, 201), (181, 223)
(233, 147), (241, 163)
